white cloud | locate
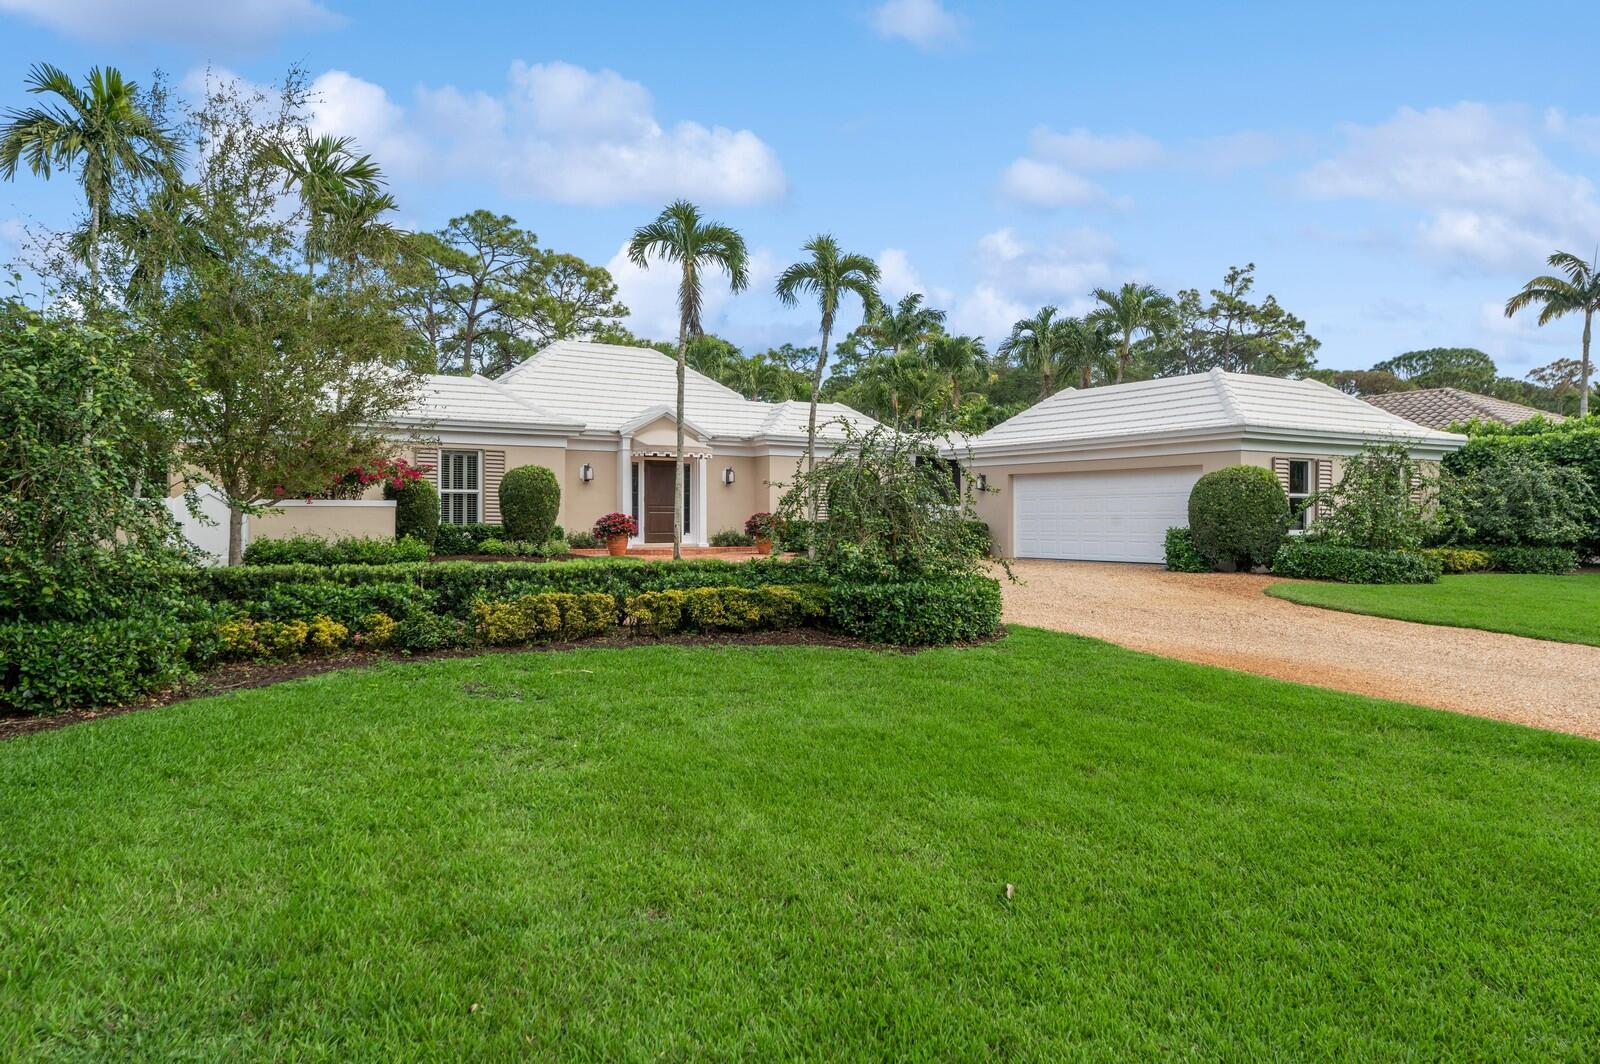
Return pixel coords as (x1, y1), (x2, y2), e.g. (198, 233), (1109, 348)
(999, 158), (1127, 209)
(605, 244), (783, 343)
(1545, 107), (1600, 156)
(1190, 129), (1285, 174)
(0, 0), (341, 47)
(1026, 127), (1165, 171)
(871, 0), (963, 50)
(1300, 102), (1600, 270)
(308, 62), (786, 206)
(876, 247), (952, 305)
(0, 217), (22, 247)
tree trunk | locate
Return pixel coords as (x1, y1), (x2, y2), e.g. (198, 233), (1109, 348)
(1080, 363), (1091, 389)
(227, 505), (245, 566)
(1116, 339), (1130, 383)
(805, 322), (831, 561)
(674, 309), (687, 561)
(1582, 307), (1593, 419)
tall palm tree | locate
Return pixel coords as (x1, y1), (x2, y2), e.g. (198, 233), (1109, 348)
(1, 63), (179, 296)
(775, 235), (881, 485)
(1506, 251), (1600, 417)
(1088, 282), (1175, 383)
(267, 134), (383, 274)
(627, 200), (749, 558)
(924, 333), (986, 411)
(867, 292), (946, 359)
(1059, 317), (1114, 390)
(999, 306), (1070, 400)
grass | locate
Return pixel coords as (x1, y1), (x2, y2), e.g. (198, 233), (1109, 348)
(1266, 571), (1600, 646)
(2, 628), (1598, 1059)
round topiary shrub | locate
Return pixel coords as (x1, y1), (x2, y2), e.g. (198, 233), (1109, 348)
(385, 477), (440, 548)
(1187, 466), (1290, 571)
(500, 465), (561, 541)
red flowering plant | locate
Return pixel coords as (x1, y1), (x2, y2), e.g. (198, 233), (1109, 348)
(744, 512), (778, 538)
(320, 457), (429, 500)
(592, 512), (639, 539)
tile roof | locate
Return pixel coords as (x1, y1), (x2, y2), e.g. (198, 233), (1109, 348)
(397, 373), (580, 430)
(1361, 387), (1563, 430)
(970, 369), (1464, 454)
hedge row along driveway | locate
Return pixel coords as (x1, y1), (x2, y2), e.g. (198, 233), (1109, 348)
(2, 628), (1597, 1058)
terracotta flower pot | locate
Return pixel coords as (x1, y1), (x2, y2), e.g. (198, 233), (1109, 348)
(754, 537), (773, 556)
(606, 535), (629, 557)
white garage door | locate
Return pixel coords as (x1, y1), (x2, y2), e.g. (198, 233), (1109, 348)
(1013, 467), (1202, 562)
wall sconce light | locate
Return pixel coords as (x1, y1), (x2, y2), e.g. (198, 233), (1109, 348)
(977, 473), (989, 491)
(580, 463), (594, 483)
(722, 467), (735, 485)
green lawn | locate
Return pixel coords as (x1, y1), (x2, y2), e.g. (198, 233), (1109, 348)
(2, 629), (1598, 1059)
(1267, 571), (1600, 646)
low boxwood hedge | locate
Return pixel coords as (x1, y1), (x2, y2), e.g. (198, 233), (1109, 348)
(625, 585), (829, 635)
(1271, 541), (1441, 584)
(828, 575), (1002, 646)
(0, 615), (192, 713)
(1420, 547), (1494, 574)
(1163, 527), (1211, 573)
(432, 523), (503, 555)
(242, 535), (431, 567)
(1486, 545), (1579, 574)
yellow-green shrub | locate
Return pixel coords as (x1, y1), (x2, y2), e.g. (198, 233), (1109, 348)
(472, 592), (616, 645)
(624, 584), (828, 634)
(1420, 547), (1493, 574)
(306, 614), (349, 651)
(215, 617), (310, 660)
(358, 611), (398, 647)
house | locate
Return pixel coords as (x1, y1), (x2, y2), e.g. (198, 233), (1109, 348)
(388, 340), (876, 545)
(962, 370), (1465, 563)
(1360, 387), (1563, 431)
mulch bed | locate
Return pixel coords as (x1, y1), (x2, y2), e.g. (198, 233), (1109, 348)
(0, 627), (980, 743)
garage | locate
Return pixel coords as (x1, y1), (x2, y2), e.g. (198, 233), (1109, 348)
(1013, 467), (1201, 562)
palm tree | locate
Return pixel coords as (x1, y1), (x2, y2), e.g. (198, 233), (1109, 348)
(267, 134), (384, 274)
(775, 235), (881, 481)
(1, 63), (179, 296)
(924, 333), (986, 411)
(1059, 317), (1114, 390)
(999, 306), (1070, 400)
(627, 200), (749, 558)
(1088, 282), (1175, 383)
(1506, 251), (1600, 417)
(866, 292), (946, 359)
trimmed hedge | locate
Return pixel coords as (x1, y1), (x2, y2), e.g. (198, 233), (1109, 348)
(386, 478), (440, 548)
(474, 592), (617, 644)
(0, 616), (192, 713)
(1420, 547), (1494, 574)
(1445, 427), (1600, 557)
(500, 465), (560, 542)
(1163, 527), (1211, 573)
(828, 576), (1002, 646)
(242, 535), (431, 567)
(1488, 545), (1579, 574)
(1271, 541), (1441, 584)
(196, 557), (829, 615)
(626, 585), (829, 634)
(432, 523), (503, 555)
(1187, 466), (1291, 571)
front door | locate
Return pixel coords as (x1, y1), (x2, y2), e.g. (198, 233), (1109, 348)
(643, 461), (677, 541)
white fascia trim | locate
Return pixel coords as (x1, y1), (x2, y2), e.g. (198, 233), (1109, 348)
(1237, 426), (1466, 456)
(430, 429), (572, 448)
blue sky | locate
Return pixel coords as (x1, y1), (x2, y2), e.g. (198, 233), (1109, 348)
(2, 0), (1598, 376)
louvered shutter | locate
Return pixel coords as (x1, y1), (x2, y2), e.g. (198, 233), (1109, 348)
(1315, 458), (1334, 518)
(414, 447), (439, 481)
(482, 451), (506, 523)
(1271, 457), (1291, 494)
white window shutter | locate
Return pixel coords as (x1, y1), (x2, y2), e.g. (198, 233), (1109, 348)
(482, 451), (506, 523)
(1271, 457), (1290, 493)
(1315, 458), (1334, 518)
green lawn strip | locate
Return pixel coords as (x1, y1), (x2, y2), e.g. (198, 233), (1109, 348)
(1, 627), (1597, 1058)
(1266, 572), (1600, 646)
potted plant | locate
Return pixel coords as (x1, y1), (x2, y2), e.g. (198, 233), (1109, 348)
(593, 512), (638, 556)
(745, 512), (777, 555)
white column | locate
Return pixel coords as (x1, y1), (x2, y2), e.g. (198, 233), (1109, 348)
(695, 454), (709, 546)
(617, 437), (632, 538)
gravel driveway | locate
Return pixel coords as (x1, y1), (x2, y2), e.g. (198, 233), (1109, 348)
(1000, 560), (1600, 740)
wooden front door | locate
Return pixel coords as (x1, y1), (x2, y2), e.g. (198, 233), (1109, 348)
(643, 461), (677, 541)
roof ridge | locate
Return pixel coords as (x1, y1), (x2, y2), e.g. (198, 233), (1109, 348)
(1208, 367), (1247, 425)
(472, 373), (573, 422)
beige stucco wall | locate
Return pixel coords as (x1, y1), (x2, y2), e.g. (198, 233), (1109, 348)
(564, 447), (619, 534)
(705, 455), (763, 537)
(971, 449), (1248, 558)
(252, 501), (396, 541)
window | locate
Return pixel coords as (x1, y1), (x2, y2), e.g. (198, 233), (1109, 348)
(1287, 459), (1312, 531)
(439, 450), (481, 524)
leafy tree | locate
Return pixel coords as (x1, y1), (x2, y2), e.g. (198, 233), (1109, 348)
(774, 235), (881, 518)
(429, 210), (540, 376)
(1440, 449), (1590, 548)
(0, 63), (179, 294)
(1324, 369), (1415, 396)
(1506, 251), (1600, 417)
(863, 292), (945, 360)
(1145, 265), (1319, 379)
(923, 333), (986, 411)
(265, 133), (382, 274)
(1089, 282), (1174, 383)
(1309, 443), (1434, 551)
(627, 199), (749, 558)
(1059, 316), (1114, 390)
(523, 250), (627, 345)
(134, 68), (420, 563)
(1372, 347), (1497, 393)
